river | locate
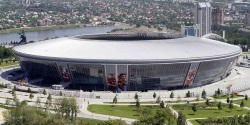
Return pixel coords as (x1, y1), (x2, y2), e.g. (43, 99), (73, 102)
(0, 26), (122, 43)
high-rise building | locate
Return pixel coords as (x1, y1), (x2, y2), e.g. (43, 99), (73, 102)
(212, 8), (224, 26)
(245, 13), (250, 26)
(194, 2), (212, 37)
(21, 0), (30, 6)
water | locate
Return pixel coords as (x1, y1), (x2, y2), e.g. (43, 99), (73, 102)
(0, 26), (122, 43)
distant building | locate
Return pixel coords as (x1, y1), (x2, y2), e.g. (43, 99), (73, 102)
(21, 0), (30, 6)
(194, 2), (212, 37)
(245, 13), (250, 26)
(181, 24), (200, 37)
(37, 20), (53, 26)
(212, 8), (224, 26)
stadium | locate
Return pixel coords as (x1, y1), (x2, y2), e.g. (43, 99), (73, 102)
(12, 33), (241, 92)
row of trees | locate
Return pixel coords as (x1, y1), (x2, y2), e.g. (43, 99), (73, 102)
(132, 92), (186, 125)
(197, 112), (250, 125)
(0, 46), (13, 59)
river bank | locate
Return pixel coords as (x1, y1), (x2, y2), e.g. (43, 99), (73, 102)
(0, 24), (123, 35)
(0, 25), (125, 43)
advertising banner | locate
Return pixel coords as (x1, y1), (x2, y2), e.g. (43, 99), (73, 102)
(184, 62), (200, 87)
(117, 65), (127, 92)
(59, 66), (71, 82)
(107, 73), (116, 91)
(117, 73), (127, 92)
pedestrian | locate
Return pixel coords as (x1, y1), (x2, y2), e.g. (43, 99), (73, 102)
(88, 101), (89, 105)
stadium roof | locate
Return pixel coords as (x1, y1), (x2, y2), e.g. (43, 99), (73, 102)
(13, 34), (241, 64)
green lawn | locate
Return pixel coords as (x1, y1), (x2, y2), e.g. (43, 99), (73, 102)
(0, 62), (19, 68)
(77, 117), (102, 125)
(234, 99), (250, 107)
(189, 120), (200, 125)
(213, 94), (243, 99)
(88, 104), (162, 119)
(103, 101), (156, 104)
(171, 102), (249, 118)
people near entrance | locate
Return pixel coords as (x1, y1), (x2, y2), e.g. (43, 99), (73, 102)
(107, 74), (116, 91)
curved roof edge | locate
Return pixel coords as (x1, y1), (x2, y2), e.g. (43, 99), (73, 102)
(14, 49), (241, 64)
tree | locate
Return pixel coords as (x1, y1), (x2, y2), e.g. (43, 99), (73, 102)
(213, 93), (218, 101)
(170, 91), (174, 102)
(12, 89), (16, 97)
(205, 99), (209, 106)
(245, 95), (248, 101)
(136, 99), (140, 108)
(53, 97), (79, 120)
(186, 91), (190, 98)
(153, 92), (156, 101)
(134, 93), (138, 100)
(160, 100), (165, 108)
(240, 100), (245, 111)
(136, 23), (141, 28)
(177, 95), (181, 103)
(177, 111), (186, 125)
(192, 103), (197, 115)
(154, 110), (168, 125)
(27, 87), (31, 93)
(113, 96), (117, 106)
(137, 107), (152, 123)
(13, 95), (19, 106)
(231, 93), (235, 98)
(227, 97), (230, 104)
(201, 89), (206, 99)
(218, 101), (222, 113)
(59, 91), (63, 96)
(47, 93), (52, 101)
(43, 89), (47, 95)
(217, 88), (221, 95)
(229, 100), (234, 111)
(36, 97), (41, 108)
(156, 96), (161, 103)
(45, 100), (49, 112)
(29, 93), (34, 101)
(98, 119), (127, 125)
(5, 98), (10, 106)
(13, 86), (16, 91)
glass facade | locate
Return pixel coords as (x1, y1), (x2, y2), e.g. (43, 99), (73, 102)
(128, 63), (190, 91)
(67, 63), (104, 90)
(20, 61), (61, 86)
(192, 58), (231, 87)
(16, 55), (239, 91)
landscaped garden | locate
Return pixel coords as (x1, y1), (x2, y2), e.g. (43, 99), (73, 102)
(102, 101), (156, 104)
(234, 99), (250, 107)
(170, 101), (249, 118)
(192, 113), (250, 125)
(88, 105), (163, 119)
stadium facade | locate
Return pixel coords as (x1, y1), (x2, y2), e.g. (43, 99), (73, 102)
(13, 33), (241, 92)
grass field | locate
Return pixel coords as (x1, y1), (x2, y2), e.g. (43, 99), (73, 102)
(103, 101), (156, 104)
(234, 99), (250, 107)
(0, 62), (19, 68)
(189, 120), (200, 125)
(171, 102), (249, 118)
(88, 105), (162, 119)
(77, 117), (102, 125)
(213, 94), (243, 99)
